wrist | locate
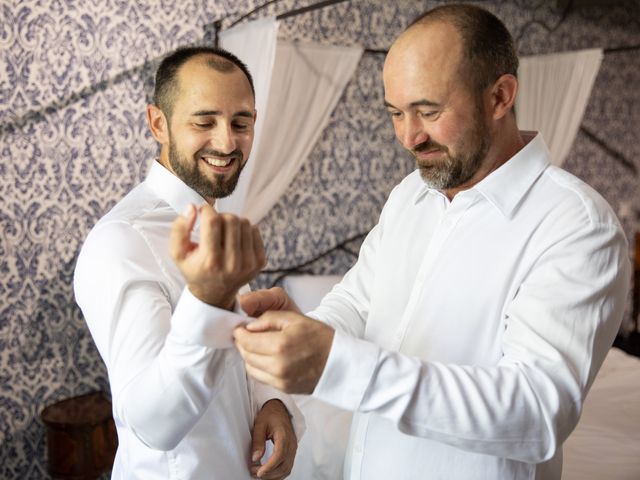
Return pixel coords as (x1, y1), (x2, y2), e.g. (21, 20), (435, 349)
(187, 284), (236, 310)
(263, 399), (290, 416)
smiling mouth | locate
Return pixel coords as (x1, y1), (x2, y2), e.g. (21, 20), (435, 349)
(202, 155), (234, 167)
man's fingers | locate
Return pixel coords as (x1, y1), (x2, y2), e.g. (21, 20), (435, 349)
(235, 331), (282, 361)
(199, 205), (223, 265)
(239, 290), (279, 317)
(250, 418), (267, 463)
(245, 315), (287, 333)
(252, 225), (266, 270)
(240, 219), (254, 268)
(235, 342), (269, 370)
(169, 203), (197, 261)
(222, 214), (241, 271)
(239, 288), (302, 316)
(241, 354), (287, 390)
(256, 432), (286, 479)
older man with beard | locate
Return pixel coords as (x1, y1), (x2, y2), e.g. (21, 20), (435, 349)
(74, 47), (301, 480)
(232, 4), (630, 480)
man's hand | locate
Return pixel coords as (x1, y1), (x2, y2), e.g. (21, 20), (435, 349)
(169, 204), (266, 310)
(234, 311), (335, 394)
(250, 399), (297, 479)
(239, 287), (302, 317)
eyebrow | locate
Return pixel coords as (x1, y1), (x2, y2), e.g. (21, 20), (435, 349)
(191, 110), (254, 118)
(384, 99), (442, 109)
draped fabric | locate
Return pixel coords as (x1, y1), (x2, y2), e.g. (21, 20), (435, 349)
(218, 17), (279, 216)
(516, 49), (603, 166)
(218, 19), (363, 223)
(241, 41), (363, 223)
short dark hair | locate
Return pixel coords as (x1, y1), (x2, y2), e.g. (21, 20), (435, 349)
(153, 46), (255, 118)
(409, 4), (518, 94)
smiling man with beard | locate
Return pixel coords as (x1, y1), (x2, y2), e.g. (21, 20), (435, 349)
(74, 47), (302, 479)
(232, 4), (630, 480)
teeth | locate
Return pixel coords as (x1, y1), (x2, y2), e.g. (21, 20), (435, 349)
(202, 156), (231, 167)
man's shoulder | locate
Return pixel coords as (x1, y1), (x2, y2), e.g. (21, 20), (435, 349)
(537, 166), (619, 228)
(79, 182), (173, 262)
(98, 182), (163, 225)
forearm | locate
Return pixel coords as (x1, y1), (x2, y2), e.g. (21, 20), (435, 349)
(115, 339), (224, 450)
(313, 331), (577, 463)
(85, 282), (246, 450)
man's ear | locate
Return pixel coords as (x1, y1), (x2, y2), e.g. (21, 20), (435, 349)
(489, 74), (518, 121)
(147, 104), (170, 144)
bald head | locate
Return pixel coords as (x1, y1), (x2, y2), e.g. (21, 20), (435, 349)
(392, 4), (519, 95)
(385, 21), (464, 98)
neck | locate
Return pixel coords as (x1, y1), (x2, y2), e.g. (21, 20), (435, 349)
(444, 122), (524, 201)
(157, 145), (216, 206)
(158, 145), (172, 173)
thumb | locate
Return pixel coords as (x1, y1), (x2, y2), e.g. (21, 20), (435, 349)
(245, 311), (293, 332)
(251, 417), (267, 463)
(169, 204), (197, 262)
(239, 287), (301, 316)
(239, 290), (273, 317)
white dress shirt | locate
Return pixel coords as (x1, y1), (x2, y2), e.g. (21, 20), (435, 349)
(309, 133), (630, 480)
(74, 160), (302, 480)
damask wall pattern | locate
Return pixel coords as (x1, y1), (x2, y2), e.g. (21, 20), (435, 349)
(1, 0), (639, 477)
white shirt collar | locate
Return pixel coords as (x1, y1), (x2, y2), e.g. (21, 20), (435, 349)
(413, 131), (550, 218)
(144, 159), (209, 215)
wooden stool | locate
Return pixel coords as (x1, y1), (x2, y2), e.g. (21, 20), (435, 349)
(40, 391), (118, 479)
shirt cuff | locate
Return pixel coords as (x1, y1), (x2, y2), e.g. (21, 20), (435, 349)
(170, 287), (250, 348)
(312, 329), (380, 411)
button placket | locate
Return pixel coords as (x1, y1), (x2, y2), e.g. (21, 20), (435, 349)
(391, 194), (477, 351)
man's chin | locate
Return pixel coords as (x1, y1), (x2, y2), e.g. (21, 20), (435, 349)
(208, 175), (242, 199)
(420, 164), (459, 189)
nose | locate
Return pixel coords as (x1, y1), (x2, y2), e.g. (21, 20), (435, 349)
(211, 122), (237, 154)
(397, 115), (429, 150)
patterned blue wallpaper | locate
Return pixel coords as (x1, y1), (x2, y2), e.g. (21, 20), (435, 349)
(1, 0), (638, 477)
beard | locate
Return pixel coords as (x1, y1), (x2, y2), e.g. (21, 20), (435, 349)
(168, 141), (245, 199)
(413, 111), (490, 191)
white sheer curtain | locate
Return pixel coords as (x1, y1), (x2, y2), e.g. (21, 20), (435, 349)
(217, 17), (279, 216)
(217, 19), (363, 222)
(242, 40), (362, 223)
(516, 48), (603, 166)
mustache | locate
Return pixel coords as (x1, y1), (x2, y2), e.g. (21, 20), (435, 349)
(412, 139), (447, 155)
(196, 148), (243, 160)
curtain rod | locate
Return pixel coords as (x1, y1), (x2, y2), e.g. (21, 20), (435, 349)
(216, 0), (350, 45)
(277, 0), (350, 20)
(227, 0), (281, 30)
(604, 44), (640, 53)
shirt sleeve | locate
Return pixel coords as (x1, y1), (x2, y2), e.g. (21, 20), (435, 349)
(74, 221), (248, 451)
(311, 220), (630, 463)
(306, 216), (383, 337)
